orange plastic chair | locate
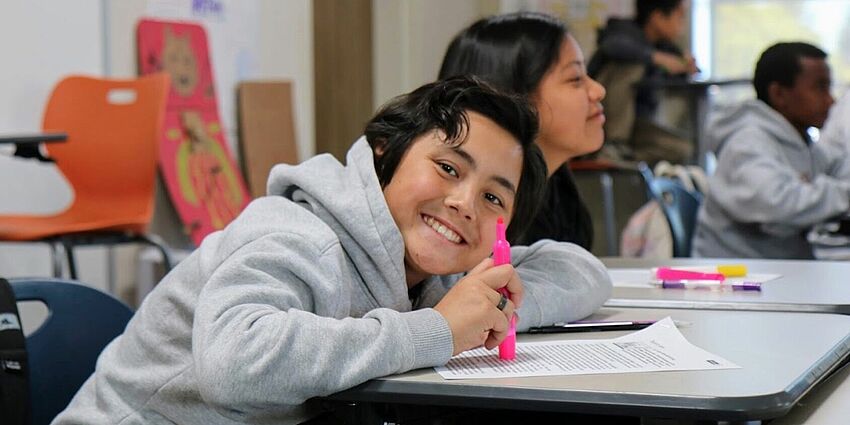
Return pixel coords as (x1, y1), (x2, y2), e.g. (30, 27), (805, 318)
(0, 74), (173, 279)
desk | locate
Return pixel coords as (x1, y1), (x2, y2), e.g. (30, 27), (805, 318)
(770, 362), (850, 425)
(0, 132), (67, 162)
(329, 307), (850, 423)
(603, 257), (850, 314)
(642, 78), (750, 165)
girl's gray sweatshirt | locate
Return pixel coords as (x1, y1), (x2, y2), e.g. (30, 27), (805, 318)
(53, 138), (612, 424)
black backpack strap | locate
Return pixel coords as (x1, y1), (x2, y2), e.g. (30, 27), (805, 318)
(0, 278), (30, 425)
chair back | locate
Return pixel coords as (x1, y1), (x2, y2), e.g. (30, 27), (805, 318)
(11, 278), (133, 425)
(42, 74), (169, 233)
(638, 163), (703, 257)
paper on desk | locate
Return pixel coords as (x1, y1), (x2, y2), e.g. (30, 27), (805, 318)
(435, 317), (739, 380)
(607, 268), (781, 288)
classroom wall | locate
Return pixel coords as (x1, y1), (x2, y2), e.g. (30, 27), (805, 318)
(105, 0), (314, 160)
(0, 0), (110, 291)
(0, 0), (313, 303)
(372, 0), (491, 109)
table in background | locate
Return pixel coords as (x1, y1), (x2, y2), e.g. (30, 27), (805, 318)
(643, 78), (750, 165)
(0, 132), (67, 162)
(603, 257), (850, 314)
(328, 307), (850, 424)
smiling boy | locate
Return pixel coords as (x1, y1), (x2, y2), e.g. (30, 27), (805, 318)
(694, 42), (850, 259)
(53, 77), (612, 424)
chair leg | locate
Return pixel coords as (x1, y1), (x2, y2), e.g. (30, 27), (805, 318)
(600, 171), (618, 256)
(49, 241), (63, 278)
(107, 244), (116, 295)
(136, 234), (173, 273)
(62, 239), (78, 280)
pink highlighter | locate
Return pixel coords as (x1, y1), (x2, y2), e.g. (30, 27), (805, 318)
(493, 217), (516, 360)
(654, 267), (725, 281)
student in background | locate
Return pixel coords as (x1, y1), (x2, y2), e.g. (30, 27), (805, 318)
(693, 42), (850, 259)
(439, 12), (606, 249)
(588, 0), (698, 164)
(53, 77), (612, 425)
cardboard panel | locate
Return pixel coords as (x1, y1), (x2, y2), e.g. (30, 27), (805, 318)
(237, 81), (299, 198)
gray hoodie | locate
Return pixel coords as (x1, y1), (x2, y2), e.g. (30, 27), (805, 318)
(54, 138), (612, 425)
(693, 100), (850, 259)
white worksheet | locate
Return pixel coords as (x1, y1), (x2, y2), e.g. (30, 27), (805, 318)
(435, 317), (739, 380)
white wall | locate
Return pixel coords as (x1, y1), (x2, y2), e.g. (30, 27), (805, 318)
(106, 0), (314, 160)
(0, 0), (103, 215)
(0, 0), (314, 303)
(0, 0), (108, 290)
(257, 0), (314, 158)
(372, 0), (484, 109)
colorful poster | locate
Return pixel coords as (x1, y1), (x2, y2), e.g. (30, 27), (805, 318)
(138, 19), (251, 245)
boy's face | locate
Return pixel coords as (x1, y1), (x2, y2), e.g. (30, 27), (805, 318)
(774, 57), (834, 130)
(383, 112), (523, 287)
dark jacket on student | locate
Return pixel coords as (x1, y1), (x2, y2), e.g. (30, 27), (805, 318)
(693, 100), (850, 259)
(53, 138), (613, 425)
(518, 165), (595, 250)
(588, 18), (685, 119)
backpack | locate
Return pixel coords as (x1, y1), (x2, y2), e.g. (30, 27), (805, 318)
(620, 161), (708, 258)
(0, 277), (29, 425)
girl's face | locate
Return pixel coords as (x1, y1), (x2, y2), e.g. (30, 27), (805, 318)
(533, 35), (606, 171)
(383, 112), (523, 287)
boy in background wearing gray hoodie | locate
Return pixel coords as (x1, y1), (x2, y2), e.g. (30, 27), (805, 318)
(53, 76), (612, 425)
(693, 42), (850, 259)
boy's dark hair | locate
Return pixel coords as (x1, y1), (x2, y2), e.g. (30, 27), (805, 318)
(365, 76), (546, 243)
(438, 12), (566, 95)
(635, 0), (683, 27)
(754, 42), (828, 107)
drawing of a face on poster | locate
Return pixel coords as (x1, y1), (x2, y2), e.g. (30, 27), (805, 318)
(162, 27), (199, 97)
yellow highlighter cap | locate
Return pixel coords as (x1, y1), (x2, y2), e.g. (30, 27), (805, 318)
(717, 264), (747, 277)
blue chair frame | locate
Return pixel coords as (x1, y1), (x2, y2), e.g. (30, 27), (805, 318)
(638, 163), (703, 257)
(11, 278), (133, 425)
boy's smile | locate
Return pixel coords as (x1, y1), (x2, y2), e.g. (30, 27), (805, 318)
(382, 112), (523, 287)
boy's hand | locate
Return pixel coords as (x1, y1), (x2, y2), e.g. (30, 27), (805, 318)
(433, 258), (524, 356)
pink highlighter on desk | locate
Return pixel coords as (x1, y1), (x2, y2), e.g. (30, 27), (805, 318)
(493, 217), (516, 360)
(654, 267), (725, 281)
(651, 265), (760, 291)
(653, 265), (748, 281)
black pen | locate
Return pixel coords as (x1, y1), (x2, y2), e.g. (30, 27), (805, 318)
(528, 320), (656, 334)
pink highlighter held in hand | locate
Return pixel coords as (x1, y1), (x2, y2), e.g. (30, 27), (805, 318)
(493, 217), (516, 360)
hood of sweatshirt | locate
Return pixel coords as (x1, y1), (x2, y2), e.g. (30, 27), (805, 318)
(266, 137), (411, 311)
(596, 18), (645, 45)
(705, 99), (807, 155)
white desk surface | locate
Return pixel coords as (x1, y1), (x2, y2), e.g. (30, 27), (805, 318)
(330, 307), (850, 422)
(603, 257), (850, 313)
